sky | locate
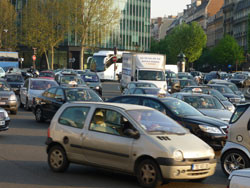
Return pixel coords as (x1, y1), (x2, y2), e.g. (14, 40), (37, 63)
(151, 0), (191, 18)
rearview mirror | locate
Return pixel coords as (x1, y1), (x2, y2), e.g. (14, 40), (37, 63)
(124, 129), (140, 139)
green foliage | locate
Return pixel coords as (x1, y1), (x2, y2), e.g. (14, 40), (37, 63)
(212, 35), (244, 66)
(0, 0), (17, 50)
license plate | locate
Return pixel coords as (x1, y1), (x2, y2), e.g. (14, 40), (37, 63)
(0, 102), (5, 105)
(0, 121), (5, 126)
(191, 163), (209, 170)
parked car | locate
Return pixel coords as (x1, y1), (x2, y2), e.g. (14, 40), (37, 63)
(227, 169), (250, 188)
(124, 87), (169, 97)
(108, 95), (228, 150)
(122, 81), (158, 94)
(181, 86), (235, 113)
(39, 70), (55, 80)
(81, 71), (102, 95)
(172, 92), (233, 122)
(46, 102), (216, 187)
(20, 78), (58, 110)
(0, 79), (18, 114)
(5, 74), (24, 95)
(207, 84), (241, 105)
(33, 86), (103, 122)
(0, 108), (10, 132)
(208, 79), (245, 103)
(221, 103), (250, 176)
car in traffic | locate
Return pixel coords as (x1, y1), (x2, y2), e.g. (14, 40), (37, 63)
(207, 84), (242, 105)
(208, 79), (245, 103)
(221, 103), (250, 176)
(123, 87), (169, 97)
(227, 169), (250, 188)
(0, 79), (18, 114)
(122, 81), (158, 94)
(39, 70), (55, 80)
(55, 72), (87, 87)
(171, 92), (233, 122)
(20, 78), (58, 110)
(0, 108), (10, 132)
(81, 71), (102, 95)
(229, 74), (250, 88)
(46, 102), (216, 187)
(179, 79), (197, 89)
(5, 74), (24, 95)
(181, 86), (235, 113)
(177, 72), (194, 80)
(108, 95), (228, 150)
(33, 86), (103, 122)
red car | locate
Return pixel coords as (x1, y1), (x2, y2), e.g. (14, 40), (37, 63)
(39, 71), (55, 80)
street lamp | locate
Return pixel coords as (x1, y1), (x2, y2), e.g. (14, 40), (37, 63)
(177, 51), (186, 72)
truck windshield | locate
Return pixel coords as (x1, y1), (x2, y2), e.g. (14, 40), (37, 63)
(93, 56), (105, 72)
(138, 70), (165, 81)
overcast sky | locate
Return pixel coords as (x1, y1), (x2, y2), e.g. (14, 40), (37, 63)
(151, 0), (191, 18)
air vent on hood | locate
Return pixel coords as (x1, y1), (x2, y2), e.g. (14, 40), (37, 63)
(157, 136), (171, 141)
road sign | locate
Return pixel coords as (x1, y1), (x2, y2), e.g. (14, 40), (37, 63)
(32, 55), (36, 61)
(112, 56), (117, 62)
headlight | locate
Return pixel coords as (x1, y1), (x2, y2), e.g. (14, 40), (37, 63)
(9, 94), (17, 101)
(199, 125), (222, 134)
(173, 150), (184, 162)
(95, 86), (100, 90)
(3, 110), (8, 118)
(228, 106), (235, 113)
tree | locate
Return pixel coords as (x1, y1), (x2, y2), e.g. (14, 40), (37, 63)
(71, 0), (120, 70)
(0, 0), (17, 50)
(22, 0), (71, 69)
(212, 35), (244, 70)
(166, 22), (207, 66)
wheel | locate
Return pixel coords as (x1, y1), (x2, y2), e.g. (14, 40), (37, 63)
(10, 110), (17, 115)
(48, 145), (69, 172)
(35, 107), (45, 122)
(221, 150), (250, 177)
(135, 159), (162, 188)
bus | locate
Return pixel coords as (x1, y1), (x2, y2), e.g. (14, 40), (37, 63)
(87, 50), (127, 81)
(0, 51), (19, 71)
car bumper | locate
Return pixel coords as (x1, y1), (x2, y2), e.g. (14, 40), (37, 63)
(0, 119), (10, 132)
(159, 159), (217, 180)
(0, 101), (18, 111)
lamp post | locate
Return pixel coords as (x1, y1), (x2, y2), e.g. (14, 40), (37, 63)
(177, 52), (186, 72)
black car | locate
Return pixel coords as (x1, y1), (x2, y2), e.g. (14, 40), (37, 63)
(81, 71), (102, 95)
(33, 86), (103, 122)
(5, 74), (24, 95)
(108, 95), (228, 150)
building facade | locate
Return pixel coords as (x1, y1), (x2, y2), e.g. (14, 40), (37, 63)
(10, 0), (151, 69)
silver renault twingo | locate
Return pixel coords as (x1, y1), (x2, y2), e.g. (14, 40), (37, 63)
(46, 102), (216, 188)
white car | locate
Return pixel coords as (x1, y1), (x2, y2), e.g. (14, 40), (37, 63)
(228, 168), (250, 188)
(46, 102), (216, 187)
(20, 78), (58, 110)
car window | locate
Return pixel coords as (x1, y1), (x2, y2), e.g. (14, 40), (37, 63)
(89, 108), (129, 136)
(58, 107), (90, 129)
(46, 88), (57, 98)
(55, 88), (65, 100)
(230, 105), (249, 124)
(134, 88), (143, 94)
(127, 88), (135, 94)
(24, 80), (29, 88)
(30, 80), (57, 90)
(142, 99), (166, 114)
(121, 97), (140, 105)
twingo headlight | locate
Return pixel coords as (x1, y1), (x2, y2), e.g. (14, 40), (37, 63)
(9, 94), (17, 101)
(173, 150), (184, 162)
(198, 125), (222, 134)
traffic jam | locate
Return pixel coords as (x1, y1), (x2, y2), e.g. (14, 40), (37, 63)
(1, 52), (250, 188)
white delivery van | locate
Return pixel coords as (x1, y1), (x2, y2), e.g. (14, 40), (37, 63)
(121, 53), (167, 92)
(165, 64), (178, 74)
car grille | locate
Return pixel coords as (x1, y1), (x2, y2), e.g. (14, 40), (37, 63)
(0, 97), (9, 101)
(186, 169), (209, 176)
(157, 136), (171, 141)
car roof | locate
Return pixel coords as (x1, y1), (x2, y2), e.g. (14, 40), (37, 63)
(133, 87), (159, 89)
(68, 101), (154, 111)
(174, 92), (211, 97)
(117, 94), (176, 101)
(30, 78), (56, 82)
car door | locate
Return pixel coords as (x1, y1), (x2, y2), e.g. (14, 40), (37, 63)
(44, 88), (57, 119)
(51, 88), (65, 118)
(20, 79), (29, 105)
(57, 106), (90, 162)
(82, 107), (134, 172)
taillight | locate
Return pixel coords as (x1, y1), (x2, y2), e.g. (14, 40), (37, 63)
(47, 128), (50, 138)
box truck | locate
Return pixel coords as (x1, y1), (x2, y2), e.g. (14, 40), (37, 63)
(120, 53), (167, 91)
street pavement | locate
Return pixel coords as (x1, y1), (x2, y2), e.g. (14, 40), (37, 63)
(0, 81), (242, 188)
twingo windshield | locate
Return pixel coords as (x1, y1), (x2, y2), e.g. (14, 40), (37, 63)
(162, 98), (203, 117)
(138, 70), (165, 81)
(183, 96), (224, 110)
(65, 88), (102, 102)
(127, 110), (187, 134)
(30, 80), (57, 90)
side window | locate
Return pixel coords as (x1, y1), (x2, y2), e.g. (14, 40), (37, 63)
(128, 88), (135, 94)
(142, 99), (166, 114)
(134, 88), (143, 94)
(24, 80), (29, 88)
(121, 97), (140, 105)
(55, 89), (65, 100)
(230, 105), (249, 124)
(89, 108), (131, 136)
(58, 107), (90, 129)
(47, 88), (57, 98)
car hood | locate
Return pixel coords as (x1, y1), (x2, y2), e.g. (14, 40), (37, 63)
(222, 93), (239, 98)
(198, 109), (232, 122)
(182, 115), (228, 128)
(0, 91), (14, 97)
(152, 133), (214, 159)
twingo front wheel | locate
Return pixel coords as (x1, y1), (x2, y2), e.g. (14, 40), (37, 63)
(221, 150), (250, 177)
(136, 159), (162, 188)
(48, 145), (69, 172)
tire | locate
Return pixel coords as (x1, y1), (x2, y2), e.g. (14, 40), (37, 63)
(221, 150), (250, 177)
(135, 159), (162, 188)
(35, 107), (45, 122)
(48, 145), (69, 172)
(10, 110), (17, 115)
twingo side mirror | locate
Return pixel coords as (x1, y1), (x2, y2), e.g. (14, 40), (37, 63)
(124, 129), (140, 139)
